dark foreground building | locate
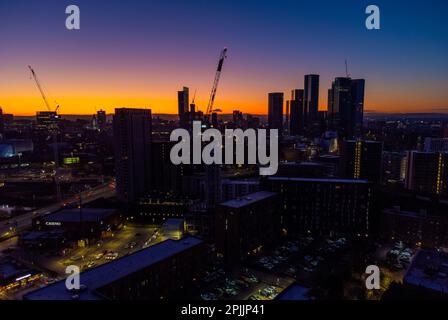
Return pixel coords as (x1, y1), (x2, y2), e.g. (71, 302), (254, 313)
(216, 191), (280, 265)
(264, 177), (374, 236)
(24, 236), (206, 300)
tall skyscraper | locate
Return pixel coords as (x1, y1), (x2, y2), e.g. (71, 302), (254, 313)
(268, 92), (283, 134)
(327, 77), (365, 139)
(288, 89), (304, 135)
(113, 108), (152, 202)
(340, 140), (383, 183)
(178, 87), (189, 128)
(304, 74), (319, 123)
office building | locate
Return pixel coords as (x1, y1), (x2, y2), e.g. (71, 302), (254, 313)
(113, 108), (152, 202)
(340, 140), (383, 183)
(327, 77), (365, 139)
(216, 191), (280, 264)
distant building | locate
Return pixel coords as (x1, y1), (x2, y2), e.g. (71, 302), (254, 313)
(232, 110), (243, 128)
(0, 107), (4, 138)
(268, 92), (284, 134)
(288, 89), (305, 135)
(216, 191), (280, 265)
(35, 111), (59, 131)
(424, 137), (448, 152)
(340, 140), (383, 183)
(405, 151), (448, 196)
(304, 74), (319, 123)
(264, 177), (374, 236)
(327, 77), (365, 139)
(24, 236), (207, 300)
(113, 108), (152, 202)
(97, 109), (107, 130)
(178, 87), (189, 128)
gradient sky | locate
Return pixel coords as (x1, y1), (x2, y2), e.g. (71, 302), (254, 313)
(1, 0), (448, 115)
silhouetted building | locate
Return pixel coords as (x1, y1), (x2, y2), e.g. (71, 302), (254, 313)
(97, 109), (107, 130)
(405, 151), (448, 196)
(327, 77), (365, 139)
(113, 108), (152, 202)
(35, 111), (59, 131)
(178, 87), (189, 128)
(268, 92), (284, 135)
(340, 140), (383, 183)
(304, 74), (319, 124)
(216, 191), (280, 265)
(288, 89), (304, 135)
(0, 107), (4, 138)
(264, 177), (374, 236)
(232, 110), (243, 128)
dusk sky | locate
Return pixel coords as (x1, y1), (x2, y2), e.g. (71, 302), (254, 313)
(1, 0), (447, 115)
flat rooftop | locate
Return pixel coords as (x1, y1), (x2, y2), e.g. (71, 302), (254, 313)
(404, 249), (448, 294)
(267, 177), (370, 184)
(219, 191), (277, 209)
(24, 236), (203, 300)
(276, 284), (311, 300)
(40, 208), (116, 223)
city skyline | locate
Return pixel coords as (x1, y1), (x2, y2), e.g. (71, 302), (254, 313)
(1, 0), (447, 115)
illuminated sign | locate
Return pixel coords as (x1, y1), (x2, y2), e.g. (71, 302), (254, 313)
(63, 157), (80, 165)
(45, 221), (62, 226)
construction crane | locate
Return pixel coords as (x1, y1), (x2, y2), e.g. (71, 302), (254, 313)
(206, 48), (227, 116)
(28, 65), (60, 113)
(28, 65), (62, 202)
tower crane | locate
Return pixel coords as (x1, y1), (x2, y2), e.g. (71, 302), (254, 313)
(28, 65), (62, 202)
(206, 48), (227, 116)
(28, 65), (60, 113)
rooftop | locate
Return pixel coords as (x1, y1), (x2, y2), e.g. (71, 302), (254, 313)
(275, 284), (311, 300)
(219, 191), (277, 209)
(40, 208), (116, 223)
(404, 249), (448, 294)
(267, 176), (370, 184)
(24, 236), (203, 300)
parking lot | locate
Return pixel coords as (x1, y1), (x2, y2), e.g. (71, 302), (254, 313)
(16, 224), (161, 276)
(199, 267), (294, 301)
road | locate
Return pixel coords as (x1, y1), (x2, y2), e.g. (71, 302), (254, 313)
(0, 181), (116, 239)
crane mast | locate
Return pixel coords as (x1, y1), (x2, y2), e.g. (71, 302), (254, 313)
(28, 65), (61, 202)
(206, 48), (227, 116)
